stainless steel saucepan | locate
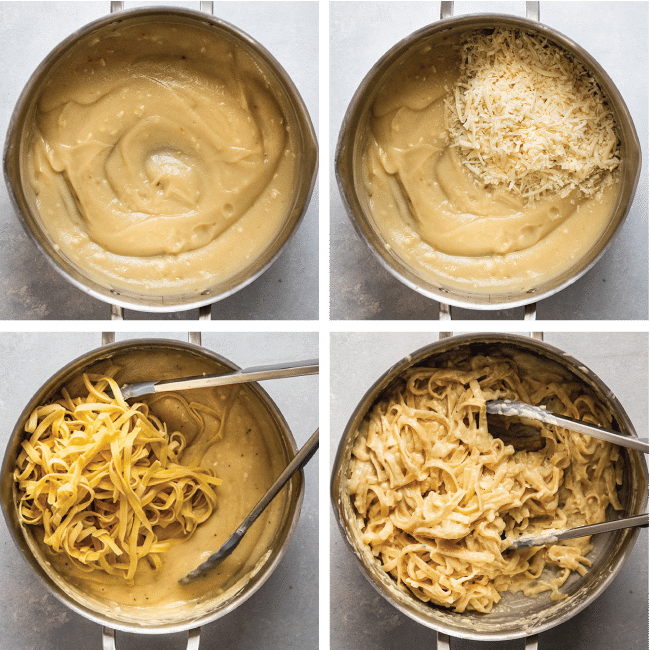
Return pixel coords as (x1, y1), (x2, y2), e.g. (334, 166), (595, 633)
(335, 2), (641, 311)
(4, 4), (317, 313)
(331, 333), (648, 647)
(1, 338), (306, 647)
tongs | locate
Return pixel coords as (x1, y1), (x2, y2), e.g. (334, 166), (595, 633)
(486, 399), (649, 549)
(180, 428), (319, 584)
(486, 399), (649, 454)
(119, 358), (318, 400)
(507, 514), (649, 549)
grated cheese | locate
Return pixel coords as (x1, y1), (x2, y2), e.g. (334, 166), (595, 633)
(446, 28), (620, 202)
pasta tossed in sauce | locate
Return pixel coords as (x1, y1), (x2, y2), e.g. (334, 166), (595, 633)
(13, 374), (222, 583)
(348, 352), (622, 613)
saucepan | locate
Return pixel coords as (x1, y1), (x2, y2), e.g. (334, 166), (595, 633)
(4, 4), (318, 313)
(331, 333), (648, 646)
(335, 2), (641, 310)
(1, 339), (305, 647)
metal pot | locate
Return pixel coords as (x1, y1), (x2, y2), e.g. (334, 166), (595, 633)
(0, 339), (304, 644)
(4, 5), (318, 313)
(331, 333), (648, 645)
(335, 4), (641, 310)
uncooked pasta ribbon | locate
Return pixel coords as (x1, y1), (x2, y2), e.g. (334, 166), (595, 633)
(14, 373), (223, 583)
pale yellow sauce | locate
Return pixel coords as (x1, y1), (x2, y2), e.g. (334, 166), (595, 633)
(362, 39), (618, 295)
(24, 351), (295, 626)
(27, 20), (299, 296)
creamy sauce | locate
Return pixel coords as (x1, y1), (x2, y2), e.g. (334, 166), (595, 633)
(23, 350), (295, 626)
(346, 349), (622, 613)
(362, 39), (618, 295)
(27, 19), (299, 296)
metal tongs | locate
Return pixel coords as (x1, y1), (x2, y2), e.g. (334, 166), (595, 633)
(507, 514), (649, 549)
(119, 358), (319, 399)
(486, 399), (649, 454)
(179, 428), (319, 585)
(487, 399), (649, 549)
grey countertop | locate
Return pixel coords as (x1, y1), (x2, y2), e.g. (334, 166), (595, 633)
(330, 332), (648, 650)
(0, 331), (318, 650)
(330, 1), (648, 320)
(0, 1), (318, 320)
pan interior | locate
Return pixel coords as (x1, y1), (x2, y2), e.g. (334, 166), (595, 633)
(333, 335), (647, 640)
(4, 342), (302, 631)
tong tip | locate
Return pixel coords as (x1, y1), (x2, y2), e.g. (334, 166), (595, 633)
(178, 532), (242, 585)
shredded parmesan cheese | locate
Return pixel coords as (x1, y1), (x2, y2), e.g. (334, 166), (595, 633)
(446, 28), (620, 202)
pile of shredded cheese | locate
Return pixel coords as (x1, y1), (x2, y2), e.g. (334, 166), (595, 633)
(446, 28), (620, 202)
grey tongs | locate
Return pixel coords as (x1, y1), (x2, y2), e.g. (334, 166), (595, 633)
(486, 399), (649, 454)
(507, 514), (649, 549)
(487, 399), (649, 549)
(119, 358), (319, 400)
(179, 427), (319, 585)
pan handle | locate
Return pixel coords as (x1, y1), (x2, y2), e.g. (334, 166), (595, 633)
(438, 302), (544, 341)
(102, 626), (201, 649)
(436, 631), (539, 648)
(102, 305), (212, 324)
(526, 634), (539, 649)
(110, 1), (213, 13)
(440, 1), (540, 21)
(102, 305), (212, 346)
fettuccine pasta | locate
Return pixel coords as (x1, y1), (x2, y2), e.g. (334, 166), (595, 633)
(13, 373), (222, 583)
(348, 351), (622, 613)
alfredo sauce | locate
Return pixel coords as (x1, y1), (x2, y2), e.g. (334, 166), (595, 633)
(27, 19), (300, 297)
(362, 38), (619, 295)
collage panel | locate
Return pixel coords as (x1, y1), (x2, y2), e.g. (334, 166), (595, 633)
(330, 1), (648, 320)
(0, 331), (318, 649)
(330, 331), (648, 649)
(0, 1), (318, 320)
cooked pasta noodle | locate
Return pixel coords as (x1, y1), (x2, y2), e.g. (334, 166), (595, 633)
(13, 373), (222, 583)
(348, 351), (622, 613)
